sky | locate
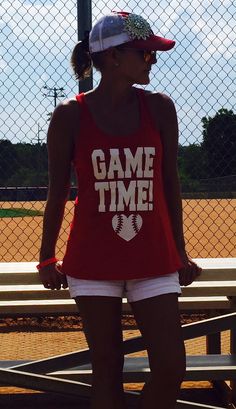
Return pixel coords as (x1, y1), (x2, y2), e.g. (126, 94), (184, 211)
(0, 0), (235, 145)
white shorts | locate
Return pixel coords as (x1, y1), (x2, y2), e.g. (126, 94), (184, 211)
(67, 272), (181, 303)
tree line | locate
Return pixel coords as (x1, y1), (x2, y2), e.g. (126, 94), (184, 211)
(0, 109), (236, 192)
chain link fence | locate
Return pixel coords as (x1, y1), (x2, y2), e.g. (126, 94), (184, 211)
(0, 0), (235, 261)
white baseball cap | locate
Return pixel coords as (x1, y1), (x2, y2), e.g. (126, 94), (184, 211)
(89, 11), (175, 54)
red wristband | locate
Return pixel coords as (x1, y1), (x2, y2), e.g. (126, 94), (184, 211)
(36, 257), (58, 271)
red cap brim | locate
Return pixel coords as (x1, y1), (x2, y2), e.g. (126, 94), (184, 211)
(128, 34), (175, 51)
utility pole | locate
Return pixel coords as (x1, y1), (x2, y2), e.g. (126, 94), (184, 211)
(43, 86), (65, 107)
(31, 123), (45, 186)
(31, 123), (44, 145)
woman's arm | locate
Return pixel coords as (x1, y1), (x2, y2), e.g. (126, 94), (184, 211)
(158, 94), (185, 251)
(38, 101), (76, 290)
(153, 93), (201, 285)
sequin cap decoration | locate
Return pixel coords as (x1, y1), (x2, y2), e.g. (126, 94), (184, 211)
(124, 14), (152, 40)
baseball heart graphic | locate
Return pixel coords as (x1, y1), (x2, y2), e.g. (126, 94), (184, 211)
(112, 214), (143, 241)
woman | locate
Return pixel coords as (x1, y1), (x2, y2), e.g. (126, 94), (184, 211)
(37, 11), (201, 409)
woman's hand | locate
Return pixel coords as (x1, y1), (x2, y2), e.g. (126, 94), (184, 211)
(38, 262), (68, 290)
(178, 250), (202, 286)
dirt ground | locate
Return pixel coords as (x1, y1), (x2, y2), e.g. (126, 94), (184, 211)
(0, 199), (235, 406)
(0, 199), (236, 261)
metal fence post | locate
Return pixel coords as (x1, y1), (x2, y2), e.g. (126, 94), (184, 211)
(77, 0), (93, 93)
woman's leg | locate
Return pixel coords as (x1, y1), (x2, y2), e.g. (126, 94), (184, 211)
(130, 293), (186, 409)
(75, 296), (127, 409)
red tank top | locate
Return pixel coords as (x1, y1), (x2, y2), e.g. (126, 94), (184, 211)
(62, 88), (183, 279)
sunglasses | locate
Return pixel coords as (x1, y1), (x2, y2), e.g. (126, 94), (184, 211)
(142, 50), (156, 63)
(117, 47), (156, 63)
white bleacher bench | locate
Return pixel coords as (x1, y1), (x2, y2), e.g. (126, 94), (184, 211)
(0, 258), (235, 317)
(0, 258), (236, 408)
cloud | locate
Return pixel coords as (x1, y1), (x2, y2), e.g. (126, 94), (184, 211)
(1, 0), (77, 57)
(0, 0), (235, 145)
(0, 57), (7, 69)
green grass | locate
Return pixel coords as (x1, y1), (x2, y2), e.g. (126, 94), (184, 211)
(0, 208), (44, 218)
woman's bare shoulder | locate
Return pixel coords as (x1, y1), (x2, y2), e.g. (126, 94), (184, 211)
(145, 91), (176, 113)
(142, 90), (175, 133)
(49, 97), (80, 134)
(52, 97), (79, 116)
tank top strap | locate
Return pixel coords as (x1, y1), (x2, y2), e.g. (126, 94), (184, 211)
(135, 88), (156, 132)
(75, 92), (94, 136)
(75, 92), (86, 110)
